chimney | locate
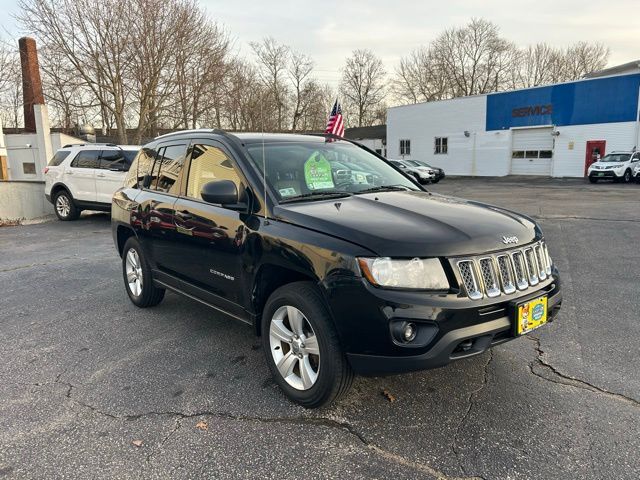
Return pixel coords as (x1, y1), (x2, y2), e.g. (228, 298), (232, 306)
(19, 37), (45, 133)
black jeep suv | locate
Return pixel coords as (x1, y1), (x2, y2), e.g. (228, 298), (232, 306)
(112, 130), (562, 408)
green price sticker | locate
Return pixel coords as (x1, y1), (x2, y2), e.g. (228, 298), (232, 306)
(304, 152), (335, 190)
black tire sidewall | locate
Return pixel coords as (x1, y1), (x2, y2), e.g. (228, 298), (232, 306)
(261, 282), (346, 408)
(54, 191), (78, 221)
(122, 237), (164, 307)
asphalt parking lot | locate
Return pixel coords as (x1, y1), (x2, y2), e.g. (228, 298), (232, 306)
(1, 177), (639, 479)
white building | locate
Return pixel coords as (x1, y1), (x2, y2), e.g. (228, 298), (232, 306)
(387, 67), (640, 177)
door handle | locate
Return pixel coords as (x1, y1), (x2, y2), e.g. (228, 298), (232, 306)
(66, 171), (74, 175)
(175, 211), (193, 220)
(96, 173), (106, 178)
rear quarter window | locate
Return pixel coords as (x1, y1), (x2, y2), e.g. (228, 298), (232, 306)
(48, 150), (71, 166)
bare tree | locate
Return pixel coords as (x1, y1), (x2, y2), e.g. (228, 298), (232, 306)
(19, 0), (135, 142)
(170, 12), (230, 131)
(392, 46), (449, 104)
(250, 37), (290, 131)
(563, 41), (610, 79)
(288, 50), (313, 131)
(431, 18), (515, 97)
(0, 40), (23, 129)
(340, 49), (387, 127)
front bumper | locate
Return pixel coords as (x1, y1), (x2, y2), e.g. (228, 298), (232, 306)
(325, 270), (562, 376)
(45, 193), (52, 203)
(589, 170), (621, 179)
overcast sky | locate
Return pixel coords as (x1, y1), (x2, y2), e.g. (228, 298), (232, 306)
(1, 0), (637, 87)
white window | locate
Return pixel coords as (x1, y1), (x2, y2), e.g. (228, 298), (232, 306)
(435, 137), (448, 155)
(400, 139), (411, 156)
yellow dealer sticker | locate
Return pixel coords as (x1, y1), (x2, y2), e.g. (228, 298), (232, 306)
(516, 296), (548, 335)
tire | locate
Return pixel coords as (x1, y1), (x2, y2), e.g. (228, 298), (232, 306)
(588, 177), (598, 184)
(432, 178), (440, 184)
(53, 190), (80, 221)
(261, 281), (353, 408)
(623, 169), (632, 183)
(122, 237), (165, 308)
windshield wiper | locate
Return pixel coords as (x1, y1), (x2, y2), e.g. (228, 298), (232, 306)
(280, 191), (353, 203)
(354, 185), (414, 194)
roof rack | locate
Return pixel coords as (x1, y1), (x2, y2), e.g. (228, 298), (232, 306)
(153, 129), (228, 140)
(62, 143), (118, 148)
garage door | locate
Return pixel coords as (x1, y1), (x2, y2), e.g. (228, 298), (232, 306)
(511, 128), (553, 175)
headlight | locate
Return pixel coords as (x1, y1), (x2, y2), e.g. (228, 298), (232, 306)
(357, 257), (449, 290)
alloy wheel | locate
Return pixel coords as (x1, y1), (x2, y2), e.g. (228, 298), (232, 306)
(56, 195), (71, 218)
(269, 305), (320, 390)
(125, 248), (143, 297)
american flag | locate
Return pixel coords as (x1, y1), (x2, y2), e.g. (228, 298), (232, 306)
(325, 100), (344, 137)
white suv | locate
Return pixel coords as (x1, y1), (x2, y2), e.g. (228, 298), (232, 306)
(45, 144), (139, 220)
(587, 151), (639, 183)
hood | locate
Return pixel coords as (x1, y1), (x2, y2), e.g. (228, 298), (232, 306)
(274, 191), (538, 257)
(591, 162), (624, 169)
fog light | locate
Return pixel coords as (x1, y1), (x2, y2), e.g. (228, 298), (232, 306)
(403, 322), (417, 342)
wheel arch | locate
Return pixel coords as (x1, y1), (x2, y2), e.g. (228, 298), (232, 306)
(251, 263), (320, 337)
(50, 182), (72, 199)
(116, 225), (137, 257)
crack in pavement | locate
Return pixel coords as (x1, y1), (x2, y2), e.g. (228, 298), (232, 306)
(53, 372), (482, 480)
(451, 350), (493, 480)
(526, 336), (639, 408)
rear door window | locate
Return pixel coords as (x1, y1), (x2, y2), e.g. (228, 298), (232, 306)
(150, 144), (188, 194)
(70, 150), (101, 169)
(99, 150), (128, 171)
(48, 150), (71, 166)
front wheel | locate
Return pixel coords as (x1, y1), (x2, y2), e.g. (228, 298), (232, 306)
(122, 237), (165, 307)
(623, 170), (632, 183)
(588, 177), (598, 184)
(261, 282), (353, 408)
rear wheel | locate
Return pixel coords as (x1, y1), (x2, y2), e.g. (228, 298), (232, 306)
(122, 237), (165, 307)
(54, 190), (80, 221)
(261, 282), (353, 408)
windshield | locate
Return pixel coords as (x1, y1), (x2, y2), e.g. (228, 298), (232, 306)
(405, 160), (423, 167)
(600, 154), (630, 162)
(245, 141), (418, 202)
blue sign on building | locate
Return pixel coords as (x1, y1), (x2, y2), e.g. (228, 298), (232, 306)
(486, 74), (640, 131)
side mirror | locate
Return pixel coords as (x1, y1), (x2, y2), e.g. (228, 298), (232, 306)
(201, 180), (239, 206)
(142, 174), (153, 189)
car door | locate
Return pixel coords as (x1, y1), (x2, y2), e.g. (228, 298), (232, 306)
(629, 152), (640, 173)
(96, 149), (128, 204)
(133, 143), (189, 272)
(171, 139), (250, 313)
(65, 149), (100, 202)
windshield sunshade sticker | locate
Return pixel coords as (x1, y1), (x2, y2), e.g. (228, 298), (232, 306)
(304, 152), (335, 190)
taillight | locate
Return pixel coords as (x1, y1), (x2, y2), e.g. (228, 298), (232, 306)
(43, 167), (49, 174)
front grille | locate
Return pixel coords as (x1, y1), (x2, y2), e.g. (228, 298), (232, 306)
(457, 260), (482, 300)
(478, 258), (500, 298)
(454, 240), (553, 300)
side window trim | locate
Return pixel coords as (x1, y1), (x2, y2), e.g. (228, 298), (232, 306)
(183, 138), (249, 206)
(142, 142), (189, 194)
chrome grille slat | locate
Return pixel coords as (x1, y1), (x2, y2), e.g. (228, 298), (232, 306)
(457, 260), (482, 300)
(523, 247), (539, 286)
(533, 244), (547, 280)
(511, 251), (529, 290)
(479, 257), (500, 298)
(496, 254), (516, 294)
(454, 240), (552, 300)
